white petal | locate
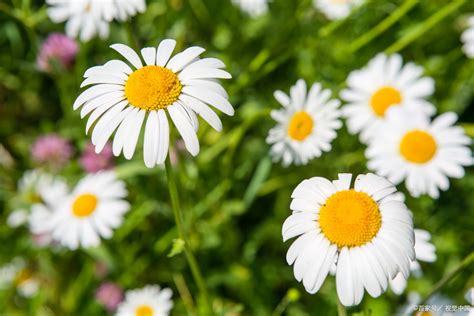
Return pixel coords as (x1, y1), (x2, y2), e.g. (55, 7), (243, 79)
(168, 104), (200, 156)
(156, 39), (176, 67)
(167, 46), (206, 72)
(123, 109), (145, 159)
(141, 47), (156, 66)
(110, 43), (143, 69)
(156, 109), (169, 164)
(143, 111), (159, 168)
(182, 86), (234, 115)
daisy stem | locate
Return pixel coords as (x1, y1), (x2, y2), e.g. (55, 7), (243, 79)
(337, 297), (347, 316)
(420, 251), (474, 305)
(348, 0), (419, 53)
(385, 0), (467, 54)
(164, 156), (213, 315)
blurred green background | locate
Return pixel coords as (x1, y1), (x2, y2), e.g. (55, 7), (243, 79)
(0, 0), (473, 315)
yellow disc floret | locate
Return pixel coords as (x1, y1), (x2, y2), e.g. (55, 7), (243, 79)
(370, 86), (402, 117)
(319, 190), (381, 248)
(125, 65), (182, 111)
(72, 193), (98, 218)
(287, 111), (314, 141)
(399, 129), (437, 164)
(135, 305), (154, 316)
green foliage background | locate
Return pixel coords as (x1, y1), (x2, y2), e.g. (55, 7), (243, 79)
(0, 0), (473, 315)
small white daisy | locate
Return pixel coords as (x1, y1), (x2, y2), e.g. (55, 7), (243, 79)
(46, 0), (146, 42)
(390, 228), (437, 295)
(313, 0), (363, 20)
(461, 16), (474, 58)
(73, 39), (233, 168)
(341, 53), (436, 143)
(266, 79), (342, 166)
(8, 170), (68, 228)
(233, 0), (269, 17)
(0, 258), (39, 298)
(366, 107), (473, 198)
(116, 285), (173, 316)
(30, 171), (129, 250)
(282, 173), (415, 306)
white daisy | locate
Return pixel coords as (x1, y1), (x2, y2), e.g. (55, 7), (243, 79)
(389, 228), (437, 295)
(366, 107), (473, 198)
(282, 173), (415, 306)
(46, 0), (146, 42)
(341, 53), (436, 143)
(8, 170), (68, 228)
(461, 16), (474, 58)
(116, 285), (173, 316)
(30, 171), (129, 250)
(73, 39), (233, 168)
(266, 79), (342, 166)
(0, 258), (39, 298)
(313, 0), (363, 20)
(233, 0), (269, 17)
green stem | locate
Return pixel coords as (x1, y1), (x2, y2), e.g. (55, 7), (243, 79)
(421, 252), (474, 304)
(271, 297), (289, 316)
(385, 0), (467, 53)
(349, 0), (419, 53)
(337, 297), (347, 316)
(164, 156), (212, 315)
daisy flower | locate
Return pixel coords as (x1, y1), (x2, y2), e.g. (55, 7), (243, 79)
(461, 16), (474, 58)
(366, 107), (473, 198)
(341, 53), (436, 143)
(73, 39), (233, 168)
(46, 0), (146, 42)
(30, 171), (129, 250)
(0, 258), (39, 298)
(233, 0), (269, 17)
(389, 228), (437, 295)
(266, 79), (342, 166)
(282, 173), (415, 306)
(313, 0), (363, 20)
(8, 170), (68, 228)
(116, 285), (173, 316)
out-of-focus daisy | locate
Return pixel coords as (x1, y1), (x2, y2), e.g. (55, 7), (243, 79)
(366, 107), (473, 198)
(0, 258), (39, 298)
(282, 173), (414, 306)
(8, 170), (68, 228)
(341, 53), (435, 143)
(390, 228), (437, 295)
(31, 134), (73, 169)
(30, 171), (129, 250)
(313, 0), (363, 20)
(116, 285), (173, 316)
(73, 39), (233, 168)
(266, 79), (342, 166)
(37, 33), (79, 73)
(461, 16), (474, 58)
(232, 0), (269, 17)
(46, 0), (146, 42)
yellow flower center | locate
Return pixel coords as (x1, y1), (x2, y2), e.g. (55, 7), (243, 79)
(415, 312), (433, 316)
(135, 305), (154, 316)
(125, 65), (182, 111)
(72, 194), (98, 218)
(319, 190), (381, 248)
(399, 129), (437, 164)
(370, 86), (402, 117)
(15, 269), (32, 285)
(287, 111), (314, 141)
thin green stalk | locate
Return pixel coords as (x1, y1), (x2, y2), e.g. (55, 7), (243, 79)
(271, 297), (289, 316)
(337, 297), (347, 316)
(385, 0), (467, 53)
(164, 156), (212, 315)
(349, 0), (419, 53)
(421, 252), (474, 304)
